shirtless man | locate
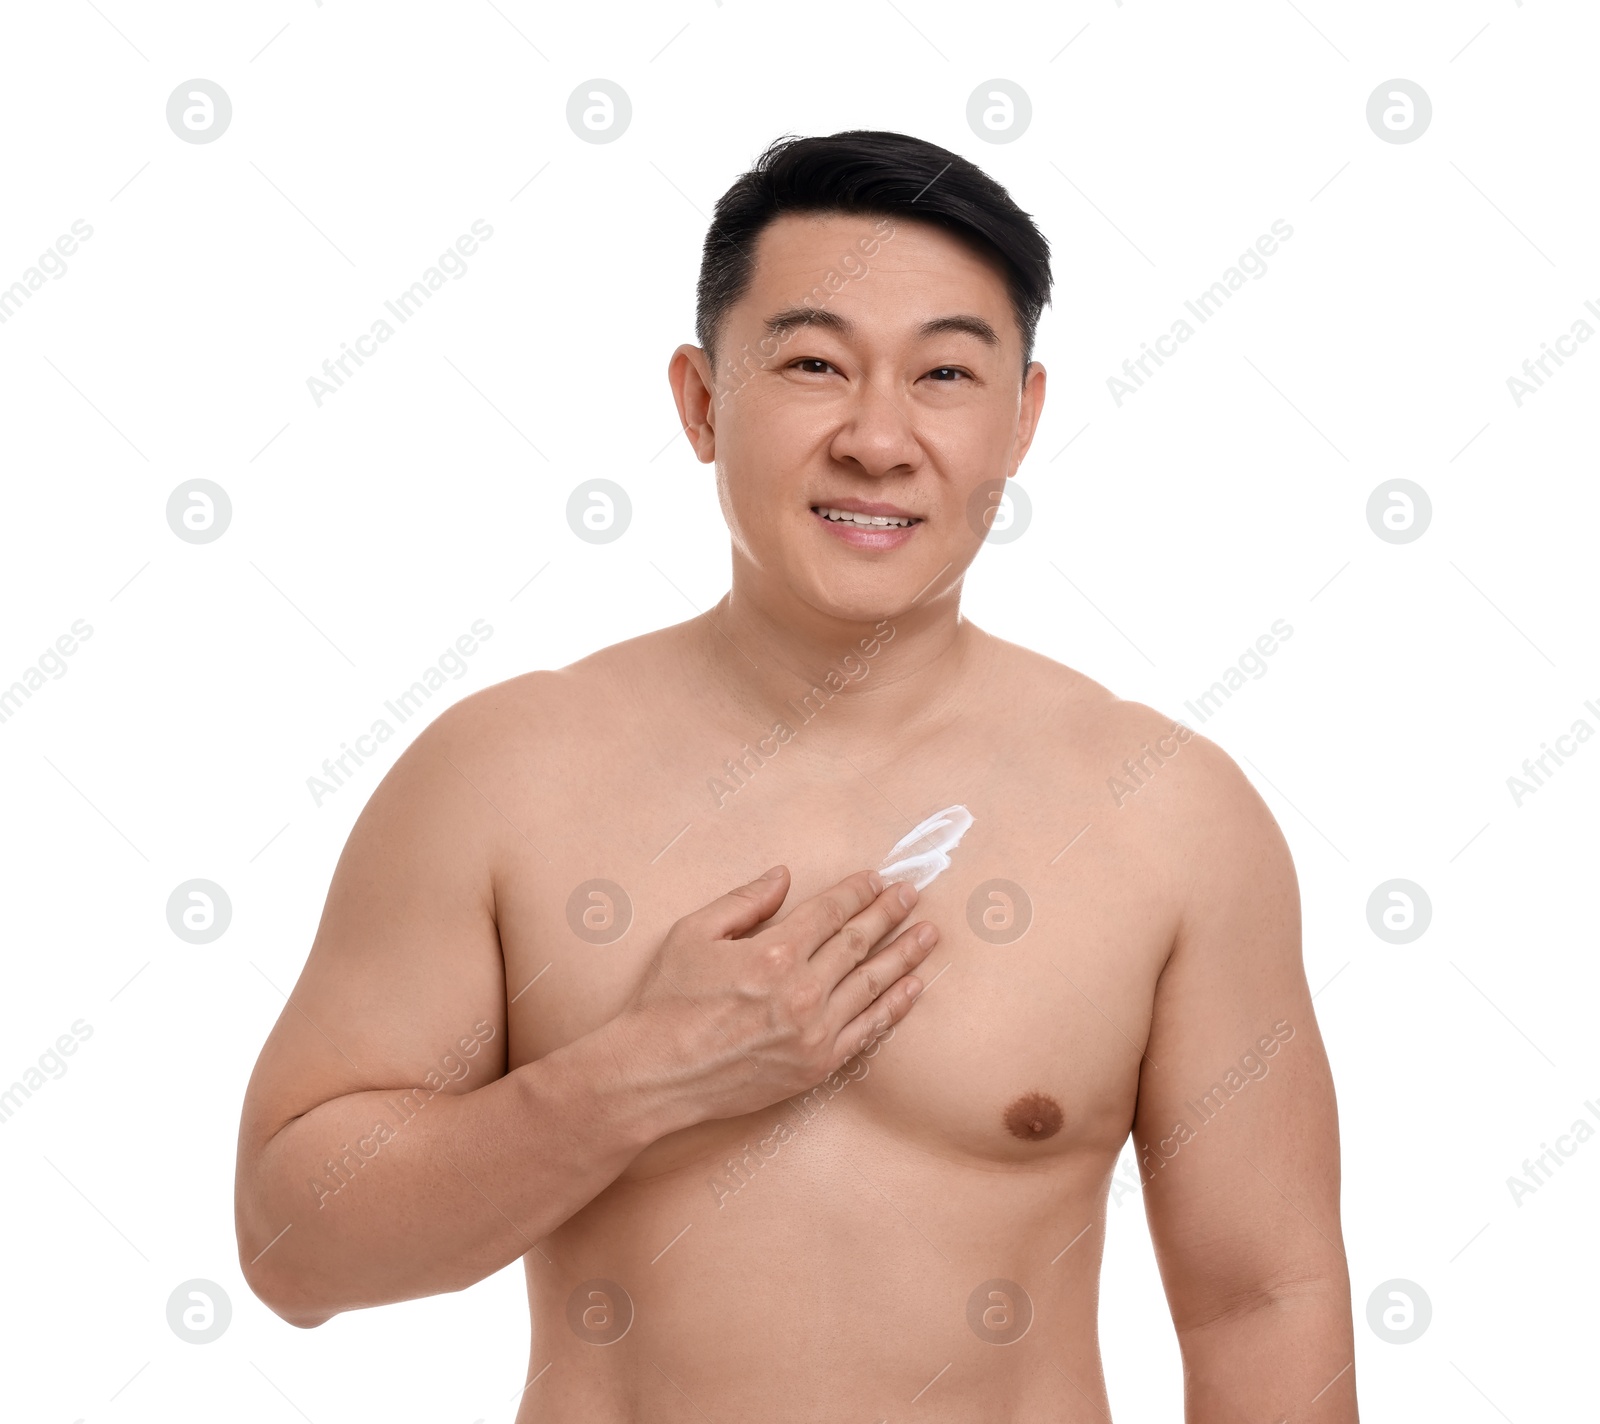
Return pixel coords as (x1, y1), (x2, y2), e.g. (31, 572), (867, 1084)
(235, 130), (1356, 1421)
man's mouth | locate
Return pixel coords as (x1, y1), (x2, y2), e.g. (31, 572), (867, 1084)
(808, 502), (923, 550)
(810, 505), (921, 528)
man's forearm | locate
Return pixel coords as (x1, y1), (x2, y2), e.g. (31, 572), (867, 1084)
(1178, 1281), (1358, 1422)
(236, 1011), (688, 1327)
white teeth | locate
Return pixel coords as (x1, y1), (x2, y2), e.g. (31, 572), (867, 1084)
(815, 506), (915, 527)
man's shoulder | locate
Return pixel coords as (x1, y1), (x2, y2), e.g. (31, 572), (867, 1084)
(417, 621), (688, 759)
(977, 633), (1173, 753)
(982, 634), (1275, 847)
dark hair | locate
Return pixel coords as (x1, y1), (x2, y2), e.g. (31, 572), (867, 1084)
(695, 130), (1053, 377)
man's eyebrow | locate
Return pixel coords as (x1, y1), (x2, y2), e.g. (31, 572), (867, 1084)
(763, 306), (853, 340)
(918, 314), (1001, 346)
(761, 307), (1001, 346)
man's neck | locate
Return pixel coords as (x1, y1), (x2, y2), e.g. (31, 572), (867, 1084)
(694, 578), (986, 752)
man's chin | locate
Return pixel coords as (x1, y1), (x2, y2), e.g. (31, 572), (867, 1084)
(790, 573), (923, 629)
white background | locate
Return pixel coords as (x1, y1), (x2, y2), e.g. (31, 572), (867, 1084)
(2, 1), (1595, 1420)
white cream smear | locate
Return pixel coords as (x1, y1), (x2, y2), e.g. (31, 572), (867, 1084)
(876, 805), (975, 891)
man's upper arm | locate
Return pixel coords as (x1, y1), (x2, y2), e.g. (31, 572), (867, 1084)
(1131, 736), (1347, 1331)
(239, 699), (512, 1158)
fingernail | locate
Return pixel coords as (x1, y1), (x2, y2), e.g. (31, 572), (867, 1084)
(916, 924), (937, 947)
(896, 883), (916, 909)
(906, 978), (923, 999)
(763, 865), (786, 879)
(868, 870), (883, 893)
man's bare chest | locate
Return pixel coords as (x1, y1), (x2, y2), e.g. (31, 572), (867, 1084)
(491, 739), (1177, 1174)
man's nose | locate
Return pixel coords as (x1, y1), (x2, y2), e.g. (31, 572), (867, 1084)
(826, 373), (922, 477)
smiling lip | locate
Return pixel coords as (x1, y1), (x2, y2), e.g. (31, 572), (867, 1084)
(812, 496), (928, 547)
(810, 498), (922, 550)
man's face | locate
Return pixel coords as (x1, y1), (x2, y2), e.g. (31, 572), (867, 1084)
(670, 212), (1046, 623)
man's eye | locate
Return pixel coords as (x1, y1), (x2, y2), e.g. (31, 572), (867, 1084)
(926, 366), (969, 381)
(791, 358), (837, 374)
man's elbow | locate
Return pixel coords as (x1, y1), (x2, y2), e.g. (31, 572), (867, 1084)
(235, 1174), (340, 1329)
(239, 1247), (340, 1330)
(273, 1300), (337, 1331)
(263, 1282), (337, 1332)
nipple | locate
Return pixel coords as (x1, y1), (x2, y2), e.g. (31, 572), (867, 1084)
(1003, 1091), (1064, 1142)
(877, 805), (974, 891)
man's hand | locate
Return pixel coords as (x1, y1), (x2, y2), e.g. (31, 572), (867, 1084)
(618, 865), (938, 1126)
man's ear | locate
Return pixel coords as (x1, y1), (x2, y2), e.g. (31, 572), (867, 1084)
(1009, 361), (1047, 474)
(668, 344), (717, 463)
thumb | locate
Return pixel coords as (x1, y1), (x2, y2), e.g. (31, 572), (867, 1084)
(693, 865), (789, 941)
